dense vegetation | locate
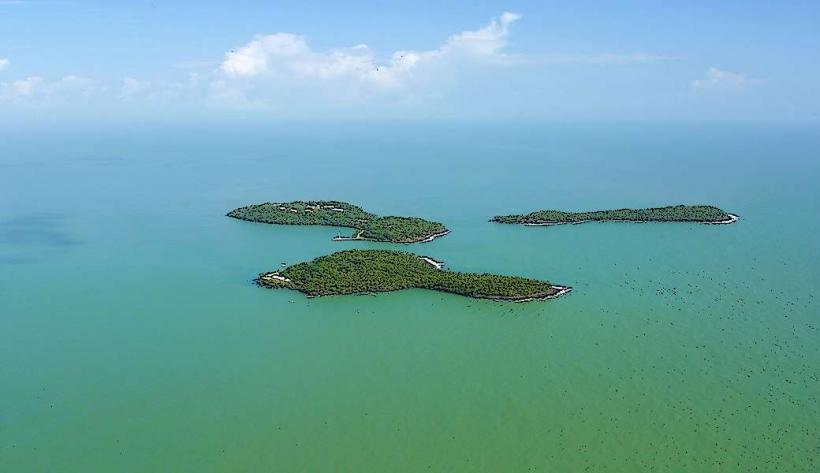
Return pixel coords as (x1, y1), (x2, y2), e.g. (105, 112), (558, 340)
(257, 250), (565, 301)
(227, 200), (448, 243)
(227, 201), (374, 227)
(358, 216), (447, 242)
(491, 205), (734, 225)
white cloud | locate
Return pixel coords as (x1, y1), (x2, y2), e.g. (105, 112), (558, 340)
(217, 11), (523, 96)
(210, 12), (673, 112)
(48, 75), (96, 97)
(120, 76), (151, 99)
(4, 76), (42, 97)
(221, 33), (309, 77)
(1, 12), (675, 117)
(0, 58), (9, 72)
(440, 11), (521, 57)
(693, 67), (761, 91)
(0, 75), (97, 102)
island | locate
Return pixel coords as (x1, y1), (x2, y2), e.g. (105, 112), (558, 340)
(227, 201), (449, 243)
(256, 249), (571, 302)
(491, 205), (738, 226)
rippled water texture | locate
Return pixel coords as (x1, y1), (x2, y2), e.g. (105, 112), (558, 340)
(2, 123), (818, 472)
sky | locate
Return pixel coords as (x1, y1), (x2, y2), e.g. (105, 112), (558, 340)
(1, 0), (819, 124)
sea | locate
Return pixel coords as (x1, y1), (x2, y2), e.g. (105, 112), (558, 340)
(1, 122), (818, 472)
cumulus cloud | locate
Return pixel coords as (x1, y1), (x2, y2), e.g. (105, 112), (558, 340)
(209, 12), (674, 111)
(439, 11), (521, 57)
(693, 67), (761, 91)
(0, 75), (97, 102)
(120, 76), (152, 99)
(0, 58), (9, 72)
(1, 12), (674, 116)
(217, 11), (523, 98)
(4, 76), (42, 97)
(48, 75), (97, 97)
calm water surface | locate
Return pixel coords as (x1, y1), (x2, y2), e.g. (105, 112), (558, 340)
(1, 123), (818, 472)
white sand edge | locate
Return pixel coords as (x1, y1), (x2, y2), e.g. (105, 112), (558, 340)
(519, 214), (740, 226)
(332, 229), (450, 243)
(418, 230), (451, 243)
(513, 285), (573, 302)
(259, 273), (291, 283)
(419, 256), (445, 270)
(706, 213), (739, 225)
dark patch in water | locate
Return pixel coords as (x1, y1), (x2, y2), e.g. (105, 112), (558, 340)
(0, 213), (80, 264)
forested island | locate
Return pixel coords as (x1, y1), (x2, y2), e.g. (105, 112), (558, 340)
(257, 250), (570, 302)
(227, 201), (449, 243)
(491, 205), (738, 226)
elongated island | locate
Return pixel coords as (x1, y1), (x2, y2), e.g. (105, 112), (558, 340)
(227, 200), (449, 243)
(257, 249), (570, 302)
(491, 205), (738, 226)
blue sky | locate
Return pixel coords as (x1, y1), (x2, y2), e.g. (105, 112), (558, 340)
(1, 0), (819, 123)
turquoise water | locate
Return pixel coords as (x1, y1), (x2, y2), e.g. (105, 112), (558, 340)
(2, 123), (818, 472)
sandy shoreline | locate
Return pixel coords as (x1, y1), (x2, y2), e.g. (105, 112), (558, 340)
(258, 273), (291, 283)
(331, 230), (365, 241)
(521, 221), (588, 226)
(419, 256), (445, 270)
(417, 230), (451, 243)
(512, 285), (572, 302)
(258, 256), (571, 303)
(508, 214), (740, 226)
(258, 273), (572, 302)
(332, 229), (451, 244)
(706, 213), (739, 225)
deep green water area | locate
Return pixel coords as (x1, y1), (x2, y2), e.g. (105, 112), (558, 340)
(1, 123), (818, 472)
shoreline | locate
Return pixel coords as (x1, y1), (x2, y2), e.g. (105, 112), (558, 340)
(419, 256), (445, 270)
(511, 285), (572, 302)
(331, 229), (365, 241)
(332, 229), (451, 244)
(417, 230), (451, 243)
(460, 284), (572, 302)
(549, 285), (573, 299)
(258, 273), (292, 284)
(521, 220), (588, 227)
(257, 269), (571, 303)
(229, 201), (449, 244)
(259, 284), (573, 302)
(500, 215), (740, 226)
(256, 250), (570, 303)
(705, 213), (739, 225)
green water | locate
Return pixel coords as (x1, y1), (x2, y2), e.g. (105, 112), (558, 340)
(2, 123), (818, 472)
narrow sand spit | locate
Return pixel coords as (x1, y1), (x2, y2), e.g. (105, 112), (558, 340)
(418, 230), (451, 243)
(261, 273), (291, 283)
(513, 285), (573, 302)
(707, 213), (739, 224)
(419, 256), (445, 270)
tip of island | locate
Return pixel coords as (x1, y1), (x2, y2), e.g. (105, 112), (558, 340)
(257, 249), (570, 302)
(227, 200), (449, 244)
(491, 205), (738, 226)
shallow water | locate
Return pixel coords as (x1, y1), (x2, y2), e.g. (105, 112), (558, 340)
(2, 122), (818, 472)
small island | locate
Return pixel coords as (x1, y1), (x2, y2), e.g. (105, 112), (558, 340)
(491, 205), (738, 226)
(227, 201), (449, 244)
(257, 249), (571, 302)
